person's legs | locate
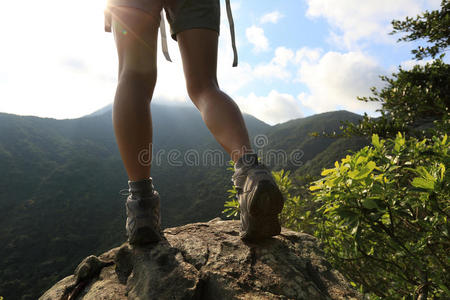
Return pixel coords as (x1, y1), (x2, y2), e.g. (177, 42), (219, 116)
(110, 6), (160, 181)
(177, 29), (253, 163)
(109, 6), (163, 244)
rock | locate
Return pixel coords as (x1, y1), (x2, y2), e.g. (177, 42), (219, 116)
(40, 218), (361, 300)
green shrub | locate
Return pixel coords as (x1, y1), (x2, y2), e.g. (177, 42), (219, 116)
(275, 169), (317, 234)
(222, 160), (240, 218)
(310, 133), (449, 299)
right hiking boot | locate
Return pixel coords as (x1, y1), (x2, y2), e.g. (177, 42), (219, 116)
(232, 153), (284, 241)
(124, 178), (162, 245)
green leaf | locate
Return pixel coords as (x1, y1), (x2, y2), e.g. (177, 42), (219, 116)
(411, 177), (435, 190)
(335, 208), (358, 220)
(355, 155), (366, 166)
(415, 166), (435, 182)
(349, 161), (377, 180)
(321, 168), (335, 176)
(439, 284), (450, 295)
(439, 163), (445, 181)
(309, 185), (322, 191)
(362, 198), (378, 210)
(372, 134), (381, 148)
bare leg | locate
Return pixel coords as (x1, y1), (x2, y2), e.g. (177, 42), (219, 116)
(110, 7), (160, 181)
(177, 29), (253, 163)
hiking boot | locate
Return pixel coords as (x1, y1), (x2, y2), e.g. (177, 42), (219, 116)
(232, 153), (284, 241)
(124, 177), (162, 245)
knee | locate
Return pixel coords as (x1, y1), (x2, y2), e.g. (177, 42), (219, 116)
(186, 79), (219, 106)
(118, 62), (157, 86)
(118, 67), (157, 97)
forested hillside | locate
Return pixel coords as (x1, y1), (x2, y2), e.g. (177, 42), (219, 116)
(0, 105), (364, 299)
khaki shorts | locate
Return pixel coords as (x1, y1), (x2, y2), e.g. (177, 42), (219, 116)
(104, 0), (221, 41)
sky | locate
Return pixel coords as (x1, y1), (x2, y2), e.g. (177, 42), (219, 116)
(0, 0), (443, 125)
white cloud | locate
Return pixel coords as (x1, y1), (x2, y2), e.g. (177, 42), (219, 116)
(304, 0), (440, 49)
(236, 90), (303, 125)
(273, 47), (295, 67)
(297, 51), (385, 115)
(253, 47), (294, 80)
(398, 58), (434, 71)
(295, 47), (322, 64)
(260, 11), (284, 24)
(253, 64), (290, 81)
(246, 25), (270, 52)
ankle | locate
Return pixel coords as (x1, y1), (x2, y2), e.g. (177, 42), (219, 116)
(235, 152), (258, 170)
(128, 177), (155, 196)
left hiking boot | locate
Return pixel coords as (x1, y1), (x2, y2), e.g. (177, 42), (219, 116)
(124, 178), (162, 245)
(232, 153), (284, 241)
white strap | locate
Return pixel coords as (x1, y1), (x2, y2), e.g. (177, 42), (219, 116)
(226, 0), (238, 67)
(160, 11), (172, 62)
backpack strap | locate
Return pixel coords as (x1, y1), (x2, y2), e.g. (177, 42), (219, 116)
(160, 11), (172, 62)
(225, 0), (238, 67)
(159, 0), (238, 67)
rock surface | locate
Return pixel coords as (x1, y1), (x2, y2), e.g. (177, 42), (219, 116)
(40, 218), (361, 300)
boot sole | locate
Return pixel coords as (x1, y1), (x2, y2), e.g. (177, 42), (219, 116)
(249, 179), (284, 215)
(241, 179), (284, 241)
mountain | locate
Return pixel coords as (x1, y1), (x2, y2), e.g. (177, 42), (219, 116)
(260, 110), (368, 174)
(0, 105), (365, 299)
(83, 103), (113, 118)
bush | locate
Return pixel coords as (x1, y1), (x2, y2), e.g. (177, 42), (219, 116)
(310, 133), (449, 299)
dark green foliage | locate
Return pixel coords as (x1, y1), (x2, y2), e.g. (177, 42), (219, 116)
(391, 0), (450, 60)
(295, 137), (370, 177)
(276, 170), (318, 234)
(262, 110), (367, 172)
(310, 133), (449, 299)
(0, 113), (128, 299)
(0, 106), (270, 299)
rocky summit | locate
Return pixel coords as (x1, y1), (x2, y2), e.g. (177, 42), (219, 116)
(40, 218), (360, 300)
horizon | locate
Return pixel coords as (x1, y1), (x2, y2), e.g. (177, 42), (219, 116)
(0, 101), (363, 126)
(0, 0), (443, 125)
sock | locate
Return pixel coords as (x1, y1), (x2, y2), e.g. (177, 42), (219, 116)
(128, 177), (154, 197)
(235, 152), (258, 170)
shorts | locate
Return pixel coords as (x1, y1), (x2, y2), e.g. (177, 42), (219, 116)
(104, 0), (221, 41)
